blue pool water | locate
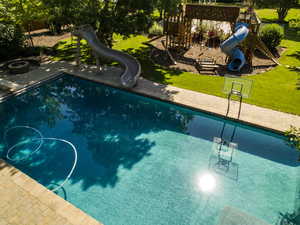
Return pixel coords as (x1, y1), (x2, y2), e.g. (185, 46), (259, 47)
(0, 74), (299, 225)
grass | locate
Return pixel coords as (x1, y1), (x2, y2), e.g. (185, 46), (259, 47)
(256, 8), (300, 23)
(52, 9), (300, 115)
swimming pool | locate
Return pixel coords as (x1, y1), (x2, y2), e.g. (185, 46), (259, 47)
(0, 74), (299, 225)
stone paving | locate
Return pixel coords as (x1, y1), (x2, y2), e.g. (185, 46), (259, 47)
(0, 60), (300, 225)
(0, 160), (102, 225)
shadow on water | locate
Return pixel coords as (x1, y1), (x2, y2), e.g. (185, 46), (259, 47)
(0, 75), (193, 190)
(0, 75), (299, 192)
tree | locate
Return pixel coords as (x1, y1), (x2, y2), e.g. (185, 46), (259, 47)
(63, 0), (159, 47)
(0, 0), (46, 46)
(155, 0), (182, 20)
(41, 0), (78, 34)
(254, 0), (298, 22)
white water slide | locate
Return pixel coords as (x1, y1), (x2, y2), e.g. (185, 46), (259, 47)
(73, 25), (141, 88)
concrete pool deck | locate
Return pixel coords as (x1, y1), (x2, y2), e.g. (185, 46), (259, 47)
(0, 60), (300, 225)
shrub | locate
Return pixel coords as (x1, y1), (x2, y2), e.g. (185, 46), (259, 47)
(285, 126), (300, 160)
(259, 24), (284, 51)
(148, 22), (163, 36)
(0, 22), (25, 60)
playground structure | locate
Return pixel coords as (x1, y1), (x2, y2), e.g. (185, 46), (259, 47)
(162, 3), (279, 73)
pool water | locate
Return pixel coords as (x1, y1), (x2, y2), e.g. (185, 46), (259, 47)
(0, 74), (299, 225)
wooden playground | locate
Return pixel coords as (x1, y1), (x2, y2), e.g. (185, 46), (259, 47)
(148, 3), (279, 76)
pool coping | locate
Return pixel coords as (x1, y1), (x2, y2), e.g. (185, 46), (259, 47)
(0, 61), (300, 134)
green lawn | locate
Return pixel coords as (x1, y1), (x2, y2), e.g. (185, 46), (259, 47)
(256, 8), (300, 22)
(53, 9), (300, 115)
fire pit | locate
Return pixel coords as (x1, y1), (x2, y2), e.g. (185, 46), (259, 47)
(8, 60), (30, 74)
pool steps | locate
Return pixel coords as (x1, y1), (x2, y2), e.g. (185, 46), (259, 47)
(218, 206), (272, 225)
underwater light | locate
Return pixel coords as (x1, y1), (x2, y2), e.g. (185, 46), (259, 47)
(198, 173), (216, 193)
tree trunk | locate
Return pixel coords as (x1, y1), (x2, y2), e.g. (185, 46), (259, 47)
(27, 24), (34, 47)
(159, 8), (163, 20)
(97, 0), (114, 48)
(277, 7), (288, 23)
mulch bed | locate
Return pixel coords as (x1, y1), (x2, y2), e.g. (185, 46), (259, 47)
(26, 28), (71, 47)
(148, 36), (280, 76)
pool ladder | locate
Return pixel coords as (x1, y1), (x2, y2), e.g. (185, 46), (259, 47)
(226, 81), (243, 119)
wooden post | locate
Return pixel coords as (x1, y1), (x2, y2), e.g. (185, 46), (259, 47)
(76, 37), (81, 68)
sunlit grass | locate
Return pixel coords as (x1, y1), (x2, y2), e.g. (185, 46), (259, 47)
(256, 8), (300, 22)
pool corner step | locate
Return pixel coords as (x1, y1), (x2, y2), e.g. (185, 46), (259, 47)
(218, 206), (271, 225)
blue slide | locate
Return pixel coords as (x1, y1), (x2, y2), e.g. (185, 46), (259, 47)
(220, 22), (249, 72)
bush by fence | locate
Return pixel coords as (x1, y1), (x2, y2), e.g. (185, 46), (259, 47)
(259, 23), (284, 51)
(0, 22), (25, 60)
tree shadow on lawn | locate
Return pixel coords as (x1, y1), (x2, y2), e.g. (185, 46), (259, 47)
(260, 18), (280, 23)
(284, 25), (300, 43)
(52, 38), (189, 85)
(288, 51), (300, 61)
(297, 71), (300, 91)
(288, 67), (300, 90)
(122, 46), (186, 85)
(51, 40), (95, 64)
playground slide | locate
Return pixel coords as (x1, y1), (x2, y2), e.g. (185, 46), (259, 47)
(221, 22), (249, 72)
(73, 25), (141, 88)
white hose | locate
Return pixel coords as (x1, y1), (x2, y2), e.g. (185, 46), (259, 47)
(4, 126), (44, 161)
(3, 126), (78, 192)
(40, 138), (77, 192)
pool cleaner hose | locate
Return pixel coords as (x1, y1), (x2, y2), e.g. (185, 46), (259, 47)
(3, 126), (78, 192)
